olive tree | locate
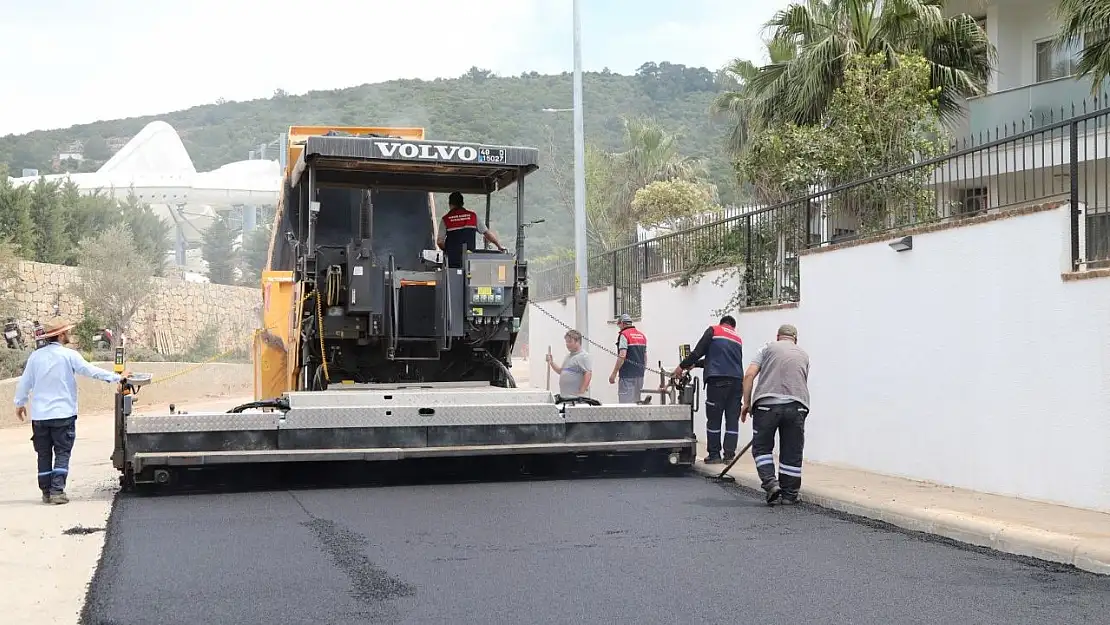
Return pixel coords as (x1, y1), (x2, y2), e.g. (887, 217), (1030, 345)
(70, 225), (156, 343)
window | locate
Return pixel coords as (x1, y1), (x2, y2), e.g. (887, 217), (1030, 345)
(957, 187), (989, 217)
(1036, 29), (1110, 83)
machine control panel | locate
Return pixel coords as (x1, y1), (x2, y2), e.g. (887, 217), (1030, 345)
(466, 257), (514, 320)
(469, 286), (505, 305)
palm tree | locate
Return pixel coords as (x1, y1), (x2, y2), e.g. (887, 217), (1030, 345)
(1053, 0), (1110, 91)
(712, 38), (799, 156)
(739, 0), (995, 136)
(607, 117), (707, 239)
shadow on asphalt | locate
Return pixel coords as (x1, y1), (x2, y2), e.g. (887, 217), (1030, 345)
(125, 452), (693, 498)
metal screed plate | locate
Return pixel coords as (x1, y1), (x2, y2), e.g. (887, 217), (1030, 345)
(126, 412), (279, 434)
(284, 388), (554, 409)
(562, 404), (691, 423)
(279, 404), (563, 429)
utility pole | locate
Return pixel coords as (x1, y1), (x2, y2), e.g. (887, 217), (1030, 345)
(571, 0), (589, 343)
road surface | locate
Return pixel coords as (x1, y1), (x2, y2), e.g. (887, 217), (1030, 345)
(81, 462), (1110, 625)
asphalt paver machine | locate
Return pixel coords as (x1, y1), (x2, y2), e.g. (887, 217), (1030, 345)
(111, 126), (698, 488)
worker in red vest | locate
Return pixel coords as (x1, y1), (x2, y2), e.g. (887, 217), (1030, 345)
(609, 313), (647, 403)
(673, 315), (744, 464)
(436, 192), (505, 267)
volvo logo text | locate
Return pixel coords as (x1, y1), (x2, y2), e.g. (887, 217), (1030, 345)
(374, 142), (478, 161)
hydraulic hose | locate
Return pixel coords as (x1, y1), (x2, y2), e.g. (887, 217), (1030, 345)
(490, 356), (517, 388)
(227, 398), (290, 413)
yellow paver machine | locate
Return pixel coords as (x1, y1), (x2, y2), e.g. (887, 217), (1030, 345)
(111, 126), (697, 488)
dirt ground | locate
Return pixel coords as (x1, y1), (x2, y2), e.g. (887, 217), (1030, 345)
(0, 392), (252, 625)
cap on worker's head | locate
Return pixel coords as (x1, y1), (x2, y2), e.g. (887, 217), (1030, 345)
(42, 318), (75, 338)
(449, 191), (464, 207)
(618, 313), (633, 324)
(776, 323), (798, 339)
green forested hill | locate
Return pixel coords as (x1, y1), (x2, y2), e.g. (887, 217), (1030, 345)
(0, 63), (741, 258)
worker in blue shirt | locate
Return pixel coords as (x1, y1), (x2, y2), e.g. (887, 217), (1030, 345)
(13, 318), (128, 505)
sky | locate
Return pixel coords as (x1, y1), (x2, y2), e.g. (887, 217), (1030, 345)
(0, 0), (794, 137)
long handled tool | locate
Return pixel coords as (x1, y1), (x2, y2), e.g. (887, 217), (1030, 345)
(545, 345), (552, 391)
(708, 437), (753, 483)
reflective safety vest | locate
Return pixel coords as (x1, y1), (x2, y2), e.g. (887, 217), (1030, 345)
(705, 324), (743, 379)
(617, 326), (648, 377)
(442, 208), (478, 267)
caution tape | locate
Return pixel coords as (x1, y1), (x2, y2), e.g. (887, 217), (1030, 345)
(147, 345), (248, 385)
(134, 289), (315, 388)
(526, 301), (670, 379)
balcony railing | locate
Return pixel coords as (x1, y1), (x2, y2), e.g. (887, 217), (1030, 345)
(968, 75), (1110, 137)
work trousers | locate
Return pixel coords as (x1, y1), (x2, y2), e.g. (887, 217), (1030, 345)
(617, 376), (643, 404)
(31, 416), (77, 495)
(704, 376), (742, 458)
(751, 401), (808, 496)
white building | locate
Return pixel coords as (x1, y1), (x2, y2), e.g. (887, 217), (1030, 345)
(7, 121), (281, 277)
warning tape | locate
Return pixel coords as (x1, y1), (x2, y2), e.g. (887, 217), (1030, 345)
(137, 289), (318, 387)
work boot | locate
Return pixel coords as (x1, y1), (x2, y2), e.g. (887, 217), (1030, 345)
(764, 483), (782, 505)
(780, 493), (799, 505)
(722, 452), (735, 463)
(41, 491), (50, 504)
(49, 492), (69, 505)
(704, 454), (724, 465)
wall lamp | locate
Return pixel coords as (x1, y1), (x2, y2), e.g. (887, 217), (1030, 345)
(889, 235), (913, 252)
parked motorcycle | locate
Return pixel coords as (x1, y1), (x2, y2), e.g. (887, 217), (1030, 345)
(3, 318), (24, 350)
(32, 320), (46, 349)
(92, 327), (114, 349)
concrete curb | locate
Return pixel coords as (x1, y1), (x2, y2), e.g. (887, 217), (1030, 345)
(690, 461), (1110, 576)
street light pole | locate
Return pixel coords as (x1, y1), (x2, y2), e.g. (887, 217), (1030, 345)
(571, 0), (589, 343)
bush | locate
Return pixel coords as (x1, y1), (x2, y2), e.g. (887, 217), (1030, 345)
(0, 348), (31, 380)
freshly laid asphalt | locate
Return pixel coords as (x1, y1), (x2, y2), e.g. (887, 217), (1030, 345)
(81, 460), (1110, 625)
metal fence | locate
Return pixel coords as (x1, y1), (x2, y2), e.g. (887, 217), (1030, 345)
(530, 102), (1110, 319)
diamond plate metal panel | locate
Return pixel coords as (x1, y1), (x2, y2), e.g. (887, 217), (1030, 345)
(286, 388), (554, 409)
(280, 404), (562, 429)
(562, 404), (691, 423)
(126, 412), (279, 434)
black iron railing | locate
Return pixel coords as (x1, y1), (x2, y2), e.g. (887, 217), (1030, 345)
(529, 102), (1110, 317)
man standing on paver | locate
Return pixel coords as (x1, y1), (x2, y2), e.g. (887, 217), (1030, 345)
(546, 329), (593, 398)
(608, 313), (647, 403)
(742, 323), (811, 506)
(13, 318), (128, 505)
(672, 315), (744, 464)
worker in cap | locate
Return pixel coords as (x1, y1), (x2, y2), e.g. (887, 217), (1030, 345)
(673, 315), (745, 464)
(742, 323), (811, 505)
(13, 318), (130, 505)
(436, 191), (506, 267)
(609, 313), (648, 403)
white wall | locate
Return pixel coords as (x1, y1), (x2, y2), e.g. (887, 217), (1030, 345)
(529, 206), (1110, 512)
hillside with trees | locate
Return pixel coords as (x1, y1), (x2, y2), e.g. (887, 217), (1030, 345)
(0, 63), (744, 261)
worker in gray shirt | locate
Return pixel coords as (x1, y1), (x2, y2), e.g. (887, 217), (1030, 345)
(741, 324), (810, 506)
(546, 329), (593, 397)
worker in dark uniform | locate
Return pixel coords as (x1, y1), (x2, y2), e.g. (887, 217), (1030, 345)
(672, 315), (744, 464)
(436, 191), (506, 267)
(608, 313), (647, 403)
(742, 324), (811, 505)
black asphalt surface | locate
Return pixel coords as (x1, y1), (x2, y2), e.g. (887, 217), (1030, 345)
(80, 460), (1110, 625)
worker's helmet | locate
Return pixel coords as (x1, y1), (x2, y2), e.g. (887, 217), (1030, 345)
(449, 191), (464, 207)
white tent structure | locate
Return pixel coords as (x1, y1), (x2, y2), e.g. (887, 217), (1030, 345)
(7, 121), (281, 276)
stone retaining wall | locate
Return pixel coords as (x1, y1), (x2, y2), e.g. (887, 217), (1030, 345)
(5, 261), (261, 353)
